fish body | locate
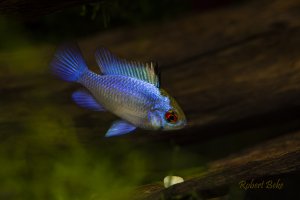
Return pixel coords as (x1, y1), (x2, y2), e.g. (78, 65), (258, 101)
(80, 72), (163, 129)
(51, 44), (186, 136)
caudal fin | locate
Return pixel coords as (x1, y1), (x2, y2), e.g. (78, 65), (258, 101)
(50, 43), (88, 82)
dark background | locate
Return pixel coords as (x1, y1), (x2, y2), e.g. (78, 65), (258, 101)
(0, 0), (299, 199)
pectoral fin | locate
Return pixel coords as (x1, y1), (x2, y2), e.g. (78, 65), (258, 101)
(105, 120), (136, 137)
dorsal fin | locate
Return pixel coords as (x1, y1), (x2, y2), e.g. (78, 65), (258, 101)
(95, 47), (160, 88)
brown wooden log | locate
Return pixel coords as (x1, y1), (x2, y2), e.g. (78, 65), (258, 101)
(76, 0), (300, 144)
(135, 131), (300, 199)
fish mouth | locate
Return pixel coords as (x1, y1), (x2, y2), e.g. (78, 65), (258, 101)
(172, 121), (187, 130)
(179, 119), (188, 128)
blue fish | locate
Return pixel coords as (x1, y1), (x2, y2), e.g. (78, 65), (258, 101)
(51, 44), (186, 137)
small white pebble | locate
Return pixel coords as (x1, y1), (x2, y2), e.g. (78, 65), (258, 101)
(163, 176), (184, 188)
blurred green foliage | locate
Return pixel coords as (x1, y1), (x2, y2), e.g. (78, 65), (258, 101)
(0, 106), (147, 200)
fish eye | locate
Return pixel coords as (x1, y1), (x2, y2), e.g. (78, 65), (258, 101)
(165, 110), (178, 123)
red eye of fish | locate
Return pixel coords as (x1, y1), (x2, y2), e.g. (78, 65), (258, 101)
(165, 110), (178, 123)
